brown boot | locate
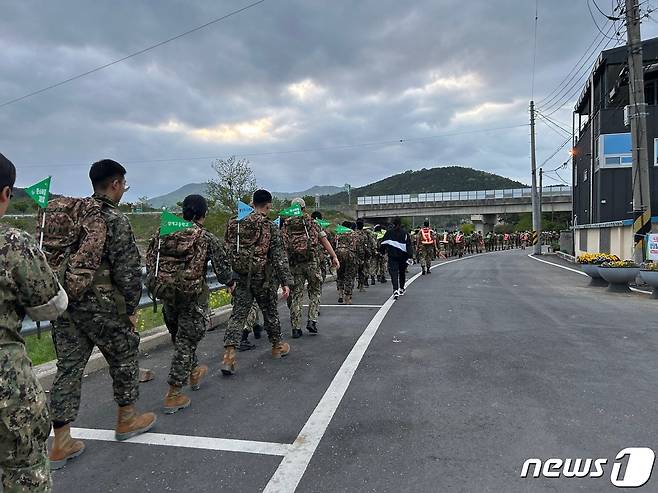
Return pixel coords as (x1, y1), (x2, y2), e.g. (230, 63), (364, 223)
(115, 405), (157, 441)
(49, 423), (85, 470)
(345, 295), (353, 305)
(272, 341), (290, 359)
(163, 386), (191, 414)
(221, 346), (237, 376)
(189, 364), (208, 391)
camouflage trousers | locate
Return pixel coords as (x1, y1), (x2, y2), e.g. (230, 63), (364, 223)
(243, 302), (260, 332)
(225, 276), (281, 347)
(374, 253), (387, 277)
(50, 311), (140, 423)
(336, 251), (357, 297)
(163, 298), (210, 388)
(287, 260), (322, 330)
(419, 244), (435, 271)
(0, 346), (51, 493)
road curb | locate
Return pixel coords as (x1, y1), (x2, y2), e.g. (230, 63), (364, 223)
(35, 274), (337, 390)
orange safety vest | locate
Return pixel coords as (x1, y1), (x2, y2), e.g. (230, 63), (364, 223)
(441, 232), (448, 243)
(504, 233), (510, 241)
(420, 227), (434, 245)
(455, 233), (464, 244)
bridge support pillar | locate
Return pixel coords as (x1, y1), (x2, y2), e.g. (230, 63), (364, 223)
(471, 214), (497, 234)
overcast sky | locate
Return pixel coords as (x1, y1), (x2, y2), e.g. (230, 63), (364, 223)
(2, 0), (657, 201)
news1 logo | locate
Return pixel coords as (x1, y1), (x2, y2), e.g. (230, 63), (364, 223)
(521, 448), (655, 487)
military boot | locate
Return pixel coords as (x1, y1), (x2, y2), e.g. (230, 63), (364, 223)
(115, 405), (156, 441)
(189, 364), (208, 391)
(345, 294), (353, 305)
(238, 330), (256, 352)
(338, 288), (344, 304)
(163, 386), (191, 414)
(252, 323), (264, 339)
(49, 423), (85, 470)
(292, 328), (303, 339)
(306, 320), (318, 335)
(221, 346), (237, 375)
(272, 341), (291, 358)
(371, 275), (376, 284)
(139, 368), (155, 383)
(357, 282), (365, 293)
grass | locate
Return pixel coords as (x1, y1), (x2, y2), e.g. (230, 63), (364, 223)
(25, 288), (233, 366)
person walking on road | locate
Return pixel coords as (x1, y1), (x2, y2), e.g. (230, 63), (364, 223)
(417, 220), (438, 275)
(0, 153), (69, 492)
(222, 189), (294, 375)
(145, 195), (235, 414)
(379, 217), (412, 300)
(281, 198), (339, 338)
(47, 159), (157, 469)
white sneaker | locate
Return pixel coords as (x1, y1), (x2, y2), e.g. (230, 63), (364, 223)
(393, 289), (399, 300)
(399, 288), (406, 296)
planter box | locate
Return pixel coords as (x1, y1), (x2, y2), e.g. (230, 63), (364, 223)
(580, 264), (608, 287)
(599, 267), (640, 293)
(639, 270), (658, 299)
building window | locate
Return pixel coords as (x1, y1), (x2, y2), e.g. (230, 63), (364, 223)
(645, 80), (656, 106)
(599, 133), (632, 168)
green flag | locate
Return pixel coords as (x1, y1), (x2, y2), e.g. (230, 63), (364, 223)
(160, 211), (193, 236)
(25, 177), (51, 209)
(315, 219), (331, 229)
(279, 204), (303, 217)
(335, 225), (352, 234)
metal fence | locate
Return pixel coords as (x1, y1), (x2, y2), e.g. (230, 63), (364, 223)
(356, 186), (572, 206)
(22, 267), (227, 337)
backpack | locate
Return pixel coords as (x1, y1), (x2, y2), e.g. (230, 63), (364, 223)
(145, 226), (209, 302)
(283, 215), (319, 264)
(37, 196), (106, 300)
(335, 231), (356, 253)
(225, 213), (271, 276)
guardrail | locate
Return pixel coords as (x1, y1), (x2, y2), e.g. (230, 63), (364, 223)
(22, 267), (226, 337)
(356, 186), (572, 206)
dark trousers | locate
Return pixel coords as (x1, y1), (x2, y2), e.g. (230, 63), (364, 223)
(388, 258), (407, 292)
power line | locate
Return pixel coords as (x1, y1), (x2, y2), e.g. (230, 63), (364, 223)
(538, 21), (617, 111)
(17, 123), (530, 169)
(587, 0), (624, 40)
(536, 113), (571, 138)
(539, 137), (571, 168)
(536, 110), (571, 134)
(592, 0), (623, 20)
(0, 0), (267, 109)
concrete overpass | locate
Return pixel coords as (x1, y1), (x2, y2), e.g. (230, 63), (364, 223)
(356, 186), (572, 232)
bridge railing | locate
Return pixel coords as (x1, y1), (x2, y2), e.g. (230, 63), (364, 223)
(356, 186), (572, 206)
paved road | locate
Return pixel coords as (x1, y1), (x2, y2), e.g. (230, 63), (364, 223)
(50, 250), (658, 492)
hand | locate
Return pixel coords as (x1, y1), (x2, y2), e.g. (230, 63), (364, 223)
(281, 285), (290, 300)
(227, 282), (236, 295)
(331, 256), (340, 269)
(128, 315), (137, 331)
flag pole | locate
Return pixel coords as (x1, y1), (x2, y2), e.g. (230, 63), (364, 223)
(38, 211), (46, 250)
(237, 222), (240, 252)
(154, 238), (162, 277)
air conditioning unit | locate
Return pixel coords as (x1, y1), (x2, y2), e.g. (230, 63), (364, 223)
(624, 105), (631, 127)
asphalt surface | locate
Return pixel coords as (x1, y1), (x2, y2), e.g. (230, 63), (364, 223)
(49, 249), (658, 492)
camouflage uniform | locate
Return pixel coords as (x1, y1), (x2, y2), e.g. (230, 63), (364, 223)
(354, 229), (372, 289)
(164, 228), (232, 388)
(282, 214), (325, 331)
(50, 193), (143, 424)
(335, 231), (358, 299)
(224, 215), (293, 347)
(1, 225), (68, 492)
(417, 227), (437, 273)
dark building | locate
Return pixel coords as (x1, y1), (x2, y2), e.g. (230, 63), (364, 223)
(573, 37), (658, 226)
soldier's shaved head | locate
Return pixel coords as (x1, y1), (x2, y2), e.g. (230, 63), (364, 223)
(89, 159), (126, 191)
(0, 152), (16, 193)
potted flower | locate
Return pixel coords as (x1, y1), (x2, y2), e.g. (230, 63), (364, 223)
(577, 253), (619, 286)
(640, 262), (658, 299)
(598, 259), (640, 292)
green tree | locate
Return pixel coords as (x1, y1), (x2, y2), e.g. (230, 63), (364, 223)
(460, 223), (475, 234)
(207, 156), (257, 213)
(302, 195), (316, 208)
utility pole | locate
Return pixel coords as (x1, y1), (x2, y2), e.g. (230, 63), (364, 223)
(530, 100), (542, 254)
(625, 0), (652, 263)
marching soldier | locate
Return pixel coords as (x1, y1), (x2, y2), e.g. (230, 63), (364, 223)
(335, 221), (358, 304)
(417, 221), (438, 275)
(222, 189), (293, 375)
(0, 153), (69, 491)
(281, 198), (339, 338)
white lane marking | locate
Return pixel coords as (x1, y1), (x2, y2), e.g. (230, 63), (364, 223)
(526, 254), (652, 294)
(51, 428), (291, 456)
(303, 304), (383, 308)
(263, 253), (484, 493)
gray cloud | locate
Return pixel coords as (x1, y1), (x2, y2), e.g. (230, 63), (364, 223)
(2, 0), (657, 200)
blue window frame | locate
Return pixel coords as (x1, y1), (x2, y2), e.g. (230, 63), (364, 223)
(599, 133), (632, 168)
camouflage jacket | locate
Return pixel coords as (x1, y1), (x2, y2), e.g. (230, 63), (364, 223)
(266, 220), (294, 287)
(0, 225), (68, 347)
(70, 194), (142, 316)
